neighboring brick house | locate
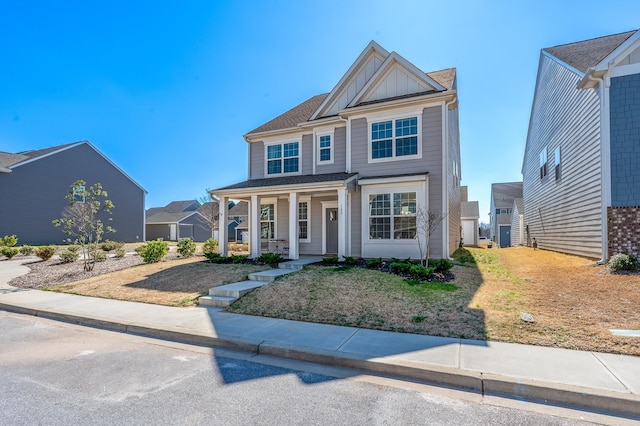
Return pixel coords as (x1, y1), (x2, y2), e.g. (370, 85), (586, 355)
(522, 30), (640, 259)
(0, 141), (146, 245)
(212, 41), (461, 259)
(489, 182), (523, 248)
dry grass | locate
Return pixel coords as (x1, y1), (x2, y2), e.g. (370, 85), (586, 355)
(45, 257), (268, 307)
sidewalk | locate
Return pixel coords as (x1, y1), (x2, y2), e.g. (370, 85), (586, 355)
(1, 259), (639, 418)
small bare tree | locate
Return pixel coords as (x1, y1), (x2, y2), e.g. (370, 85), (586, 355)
(198, 189), (219, 238)
(415, 207), (446, 266)
(53, 180), (115, 272)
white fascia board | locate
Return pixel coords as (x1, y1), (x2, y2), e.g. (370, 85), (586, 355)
(309, 41), (390, 121)
(10, 141), (84, 169)
(347, 52), (445, 108)
(340, 91), (453, 119)
(358, 174), (427, 186)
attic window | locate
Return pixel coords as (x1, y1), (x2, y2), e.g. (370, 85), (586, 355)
(539, 147), (548, 180)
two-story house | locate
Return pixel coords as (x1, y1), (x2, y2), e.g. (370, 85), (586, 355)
(212, 41), (461, 260)
(522, 30), (640, 260)
(489, 182), (523, 248)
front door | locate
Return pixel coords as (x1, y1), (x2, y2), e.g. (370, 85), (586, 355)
(326, 208), (338, 254)
(500, 226), (511, 248)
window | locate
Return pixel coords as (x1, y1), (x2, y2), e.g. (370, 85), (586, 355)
(495, 208), (511, 215)
(298, 201), (309, 241)
(318, 134), (332, 163)
(539, 147), (548, 179)
(260, 204), (275, 239)
(371, 116), (419, 160)
(554, 147), (561, 181)
(267, 142), (299, 175)
(72, 185), (85, 203)
(368, 192), (416, 239)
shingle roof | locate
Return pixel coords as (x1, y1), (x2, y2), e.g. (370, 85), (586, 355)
(0, 141), (80, 168)
(461, 201), (479, 218)
(229, 200), (248, 216)
(214, 172), (357, 191)
(426, 68), (456, 91)
(491, 182), (523, 208)
(146, 210), (199, 224)
(544, 30), (637, 73)
(246, 94), (329, 135)
(164, 200), (200, 213)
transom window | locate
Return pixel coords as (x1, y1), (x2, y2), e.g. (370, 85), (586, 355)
(368, 192), (417, 239)
(260, 204), (275, 239)
(371, 117), (418, 160)
(267, 142), (299, 175)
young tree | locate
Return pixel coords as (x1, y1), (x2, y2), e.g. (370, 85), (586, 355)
(415, 207), (446, 266)
(198, 189), (219, 238)
(53, 180), (115, 272)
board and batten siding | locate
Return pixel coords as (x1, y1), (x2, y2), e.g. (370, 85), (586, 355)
(523, 53), (602, 259)
(0, 144), (145, 245)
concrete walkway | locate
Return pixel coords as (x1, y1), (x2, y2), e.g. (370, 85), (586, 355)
(1, 258), (639, 418)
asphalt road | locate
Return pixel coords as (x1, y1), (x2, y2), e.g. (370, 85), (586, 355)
(0, 311), (617, 425)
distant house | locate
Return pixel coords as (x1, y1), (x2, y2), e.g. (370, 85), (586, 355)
(0, 141), (146, 245)
(522, 29), (640, 260)
(511, 198), (524, 246)
(146, 200), (212, 242)
(228, 201), (248, 242)
(212, 41), (461, 260)
(489, 182), (523, 248)
(460, 186), (479, 246)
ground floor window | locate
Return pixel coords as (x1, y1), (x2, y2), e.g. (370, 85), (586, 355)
(368, 191), (416, 239)
(260, 204), (274, 239)
(299, 201), (309, 240)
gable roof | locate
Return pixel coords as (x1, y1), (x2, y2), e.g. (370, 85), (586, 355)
(491, 182), (523, 209)
(164, 200), (200, 213)
(229, 200), (248, 216)
(544, 30), (637, 74)
(245, 41), (456, 138)
(146, 210), (204, 224)
(461, 201), (479, 219)
(0, 141), (147, 193)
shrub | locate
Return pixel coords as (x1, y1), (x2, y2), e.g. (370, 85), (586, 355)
(19, 245), (34, 256)
(67, 245), (81, 253)
(322, 256), (339, 264)
(1, 247), (19, 259)
(366, 257), (383, 268)
(35, 246), (56, 261)
(177, 238), (196, 258)
(59, 250), (80, 263)
(205, 252), (231, 263)
(138, 239), (169, 263)
(608, 253), (639, 272)
(390, 262), (412, 275)
(409, 264), (435, 281)
(1, 235), (18, 247)
(114, 248), (126, 259)
(202, 238), (218, 256)
(230, 254), (248, 264)
(343, 256), (358, 266)
(256, 252), (283, 265)
(429, 258), (454, 273)
(90, 250), (107, 262)
(100, 240), (123, 252)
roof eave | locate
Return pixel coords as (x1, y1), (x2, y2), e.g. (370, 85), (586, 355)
(213, 175), (358, 198)
(338, 90), (456, 117)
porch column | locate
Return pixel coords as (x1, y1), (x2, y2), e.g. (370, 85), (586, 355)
(218, 196), (228, 256)
(337, 188), (348, 259)
(250, 195), (261, 258)
(288, 192), (299, 260)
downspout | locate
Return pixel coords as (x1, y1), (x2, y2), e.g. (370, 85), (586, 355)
(587, 67), (611, 264)
(442, 95), (457, 260)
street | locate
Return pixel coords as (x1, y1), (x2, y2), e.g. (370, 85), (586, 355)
(0, 311), (622, 425)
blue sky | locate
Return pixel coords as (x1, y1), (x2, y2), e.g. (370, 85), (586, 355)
(2, 1), (640, 223)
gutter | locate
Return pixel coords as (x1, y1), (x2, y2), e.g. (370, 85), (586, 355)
(443, 95), (457, 260)
(0, 167), (11, 173)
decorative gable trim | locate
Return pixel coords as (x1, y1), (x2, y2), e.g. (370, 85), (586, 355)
(594, 30), (640, 72)
(348, 52), (446, 108)
(309, 41), (389, 121)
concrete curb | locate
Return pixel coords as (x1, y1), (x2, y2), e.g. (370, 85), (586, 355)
(2, 301), (639, 418)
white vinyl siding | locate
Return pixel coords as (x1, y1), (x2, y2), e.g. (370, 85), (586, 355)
(523, 53), (602, 258)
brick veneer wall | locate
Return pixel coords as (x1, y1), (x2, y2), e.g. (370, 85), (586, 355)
(608, 206), (640, 258)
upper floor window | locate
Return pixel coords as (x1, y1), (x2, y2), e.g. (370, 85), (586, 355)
(539, 147), (548, 179)
(317, 134), (332, 164)
(495, 208), (511, 215)
(370, 116), (420, 162)
(554, 147), (561, 181)
(267, 142), (299, 175)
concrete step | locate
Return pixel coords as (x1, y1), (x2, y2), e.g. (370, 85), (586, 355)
(209, 280), (268, 297)
(278, 258), (321, 270)
(248, 268), (294, 282)
(198, 295), (236, 307)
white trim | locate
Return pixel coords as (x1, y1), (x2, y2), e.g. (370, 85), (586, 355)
(321, 201), (338, 255)
(497, 224), (511, 247)
(346, 118), (352, 173)
(315, 129), (335, 166)
(288, 192), (299, 260)
(595, 31), (640, 72)
(441, 102), (448, 257)
(298, 195), (311, 243)
(264, 139), (302, 177)
(367, 111), (423, 164)
(359, 174), (427, 186)
(610, 62), (640, 78)
(337, 188), (348, 259)
(259, 199), (278, 244)
(250, 195), (260, 258)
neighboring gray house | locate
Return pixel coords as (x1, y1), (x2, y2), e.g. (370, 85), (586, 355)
(489, 182), (523, 248)
(212, 41), (461, 259)
(460, 186), (479, 246)
(0, 141), (146, 245)
(511, 198), (524, 246)
(523, 29), (640, 260)
(229, 201), (248, 242)
(146, 200), (212, 242)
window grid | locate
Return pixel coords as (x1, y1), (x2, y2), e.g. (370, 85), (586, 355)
(369, 192), (417, 240)
(371, 117), (418, 160)
(260, 204), (275, 239)
(319, 135), (331, 162)
(267, 142), (299, 175)
(299, 202), (308, 240)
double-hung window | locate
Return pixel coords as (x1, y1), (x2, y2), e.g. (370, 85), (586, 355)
(267, 142), (299, 175)
(539, 147), (548, 179)
(554, 147), (561, 181)
(318, 134), (332, 163)
(368, 192), (417, 240)
(371, 116), (419, 161)
(298, 201), (309, 241)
